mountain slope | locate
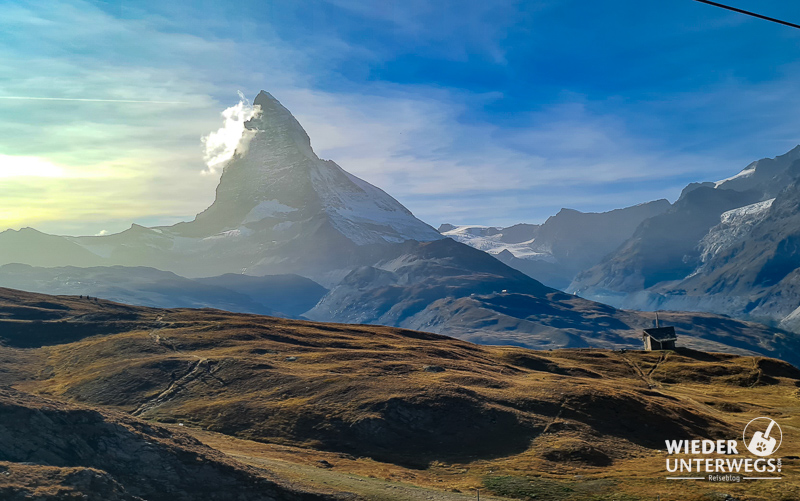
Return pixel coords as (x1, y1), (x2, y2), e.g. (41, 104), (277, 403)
(305, 237), (552, 327)
(184, 91), (443, 246)
(571, 186), (761, 294)
(714, 144), (800, 195)
(0, 228), (103, 268)
(650, 179), (800, 329)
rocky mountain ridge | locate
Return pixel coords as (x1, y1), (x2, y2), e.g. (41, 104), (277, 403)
(567, 145), (800, 331)
(445, 144), (800, 333)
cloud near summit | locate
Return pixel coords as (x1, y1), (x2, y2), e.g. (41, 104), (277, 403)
(201, 92), (261, 176)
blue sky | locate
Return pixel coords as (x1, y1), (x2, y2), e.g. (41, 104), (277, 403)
(2, 0), (800, 234)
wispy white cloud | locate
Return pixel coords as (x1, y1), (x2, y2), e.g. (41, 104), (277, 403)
(201, 92), (260, 175)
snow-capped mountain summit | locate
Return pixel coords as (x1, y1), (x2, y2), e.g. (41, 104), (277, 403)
(184, 91), (442, 246)
(714, 145), (800, 196)
(0, 91), (441, 281)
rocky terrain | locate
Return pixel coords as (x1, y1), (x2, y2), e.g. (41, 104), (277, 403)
(571, 185), (762, 295)
(447, 144), (800, 335)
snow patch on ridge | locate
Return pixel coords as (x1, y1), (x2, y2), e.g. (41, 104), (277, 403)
(697, 198), (775, 265)
(202, 227), (254, 241)
(242, 200), (298, 223)
(715, 165), (756, 188)
(780, 305), (800, 332)
(442, 225), (552, 261)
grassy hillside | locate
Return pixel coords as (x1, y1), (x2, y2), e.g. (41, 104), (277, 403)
(1, 287), (799, 500)
(0, 387), (342, 500)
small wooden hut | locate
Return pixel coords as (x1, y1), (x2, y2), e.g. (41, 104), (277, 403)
(642, 312), (677, 351)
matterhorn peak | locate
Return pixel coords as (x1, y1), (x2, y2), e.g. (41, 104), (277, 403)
(185, 91), (442, 248)
(246, 90), (302, 137)
(241, 90), (316, 161)
(251, 90), (286, 112)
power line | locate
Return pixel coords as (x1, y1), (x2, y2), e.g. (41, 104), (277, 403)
(693, 0), (800, 31)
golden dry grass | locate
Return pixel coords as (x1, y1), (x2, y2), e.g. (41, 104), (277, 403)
(2, 288), (800, 500)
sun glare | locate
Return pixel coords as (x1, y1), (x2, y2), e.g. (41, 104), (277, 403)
(0, 155), (66, 178)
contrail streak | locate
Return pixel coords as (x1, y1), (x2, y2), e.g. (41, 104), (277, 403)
(0, 96), (187, 104)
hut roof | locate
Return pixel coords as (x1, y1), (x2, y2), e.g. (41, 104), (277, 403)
(643, 326), (677, 342)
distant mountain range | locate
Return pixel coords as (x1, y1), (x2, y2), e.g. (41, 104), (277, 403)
(445, 145), (800, 333)
(439, 199), (670, 290)
(569, 146), (800, 331)
(0, 263), (326, 318)
(0, 91), (794, 357)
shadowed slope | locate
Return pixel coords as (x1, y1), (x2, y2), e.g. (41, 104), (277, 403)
(0, 387), (341, 501)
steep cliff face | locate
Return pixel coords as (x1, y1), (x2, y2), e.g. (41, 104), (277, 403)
(672, 180), (800, 323)
(570, 186), (762, 294)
